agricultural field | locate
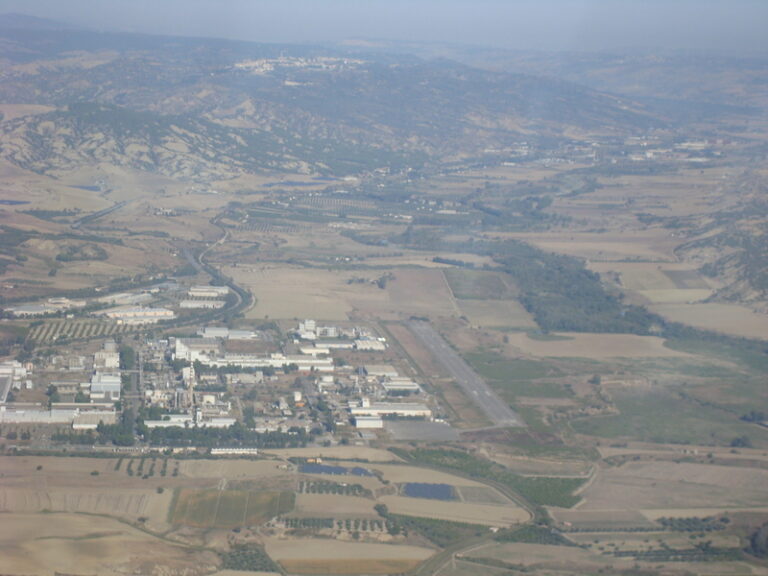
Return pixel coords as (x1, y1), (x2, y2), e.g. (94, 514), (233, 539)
(263, 537), (435, 575)
(27, 319), (135, 343)
(502, 330), (693, 359)
(380, 494), (530, 526)
(0, 512), (220, 576)
(443, 269), (518, 300)
(649, 302), (768, 340)
(170, 489), (294, 528)
(578, 460), (768, 511)
(457, 299), (537, 329)
(572, 389), (768, 447)
(291, 494), (377, 518)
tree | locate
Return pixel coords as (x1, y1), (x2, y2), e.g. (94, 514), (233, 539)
(46, 384), (60, 406)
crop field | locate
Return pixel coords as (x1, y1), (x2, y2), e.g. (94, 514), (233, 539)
(664, 269), (711, 289)
(232, 265), (362, 320)
(649, 302), (768, 340)
(178, 459), (288, 479)
(457, 486), (513, 505)
(27, 320), (135, 343)
(549, 509), (657, 530)
(463, 541), (602, 568)
(457, 299), (537, 328)
(511, 230), (678, 262)
(579, 461), (768, 510)
(0, 487), (171, 524)
(380, 495), (529, 526)
(264, 538), (433, 575)
(291, 494), (377, 518)
(370, 464), (487, 486)
(0, 512), (219, 576)
(572, 389), (768, 447)
(170, 489), (294, 528)
(502, 331), (691, 359)
(384, 268), (459, 317)
(443, 269), (517, 300)
(403, 482), (457, 500)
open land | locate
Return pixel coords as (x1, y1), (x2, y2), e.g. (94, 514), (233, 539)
(2, 29), (768, 576)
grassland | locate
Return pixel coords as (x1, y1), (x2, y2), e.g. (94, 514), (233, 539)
(571, 389), (768, 447)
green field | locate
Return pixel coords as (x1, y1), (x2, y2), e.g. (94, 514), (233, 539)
(463, 351), (568, 399)
(171, 489), (295, 528)
(572, 390), (768, 447)
(444, 269), (515, 300)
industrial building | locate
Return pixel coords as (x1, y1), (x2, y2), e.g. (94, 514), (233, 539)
(353, 415), (384, 429)
(99, 306), (175, 324)
(350, 401), (432, 419)
(90, 373), (121, 402)
(188, 285), (230, 298)
(180, 299), (225, 309)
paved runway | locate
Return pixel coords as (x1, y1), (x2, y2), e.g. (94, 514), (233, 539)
(407, 320), (525, 428)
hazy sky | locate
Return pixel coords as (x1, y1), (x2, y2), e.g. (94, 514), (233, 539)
(1, 0), (766, 53)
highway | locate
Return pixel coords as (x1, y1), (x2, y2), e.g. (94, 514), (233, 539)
(407, 320), (525, 428)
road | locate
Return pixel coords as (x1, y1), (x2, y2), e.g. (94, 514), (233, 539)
(406, 320), (525, 428)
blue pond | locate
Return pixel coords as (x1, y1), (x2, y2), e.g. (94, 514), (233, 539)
(300, 464), (373, 477)
(403, 483), (456, 500)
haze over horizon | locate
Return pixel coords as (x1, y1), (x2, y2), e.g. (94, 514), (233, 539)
(0, 0), (766, 54)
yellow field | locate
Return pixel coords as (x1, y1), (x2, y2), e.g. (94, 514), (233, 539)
(649, 302), (768, 340)
(379, 495), (529, 526)
(503, 331), (691, 359)
(0, 512), (219, 576)
(264, 537), (433, 574)
(231, 265), (460, 321)
(231, 265), (378, 320)
(467, 541), (605, 567)
(371, 464), (487, 486)
(292, 494), (377, 518)
(179, 459), (288, 479)
(505, 230), (679, 262)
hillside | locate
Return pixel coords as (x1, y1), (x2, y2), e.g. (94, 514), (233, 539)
(0, 26), (661, 179)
